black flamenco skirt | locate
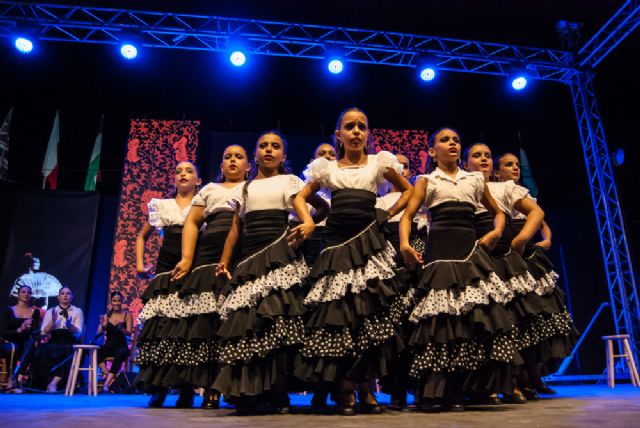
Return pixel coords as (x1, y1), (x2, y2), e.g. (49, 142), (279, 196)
(213, 209), (309, 401)
(136, 213), (233, 389)
(508, 219), (579, 368)
(297, 189), (406, 386)
(408, 203), (520, 399)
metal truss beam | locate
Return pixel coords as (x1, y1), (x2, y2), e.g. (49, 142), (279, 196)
(0, 1), (576, 82)
(578, 0), (640, 68)
(570, 73), (640, 361)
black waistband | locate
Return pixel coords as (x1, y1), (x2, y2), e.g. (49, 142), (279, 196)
(204, 211), (234, 233)
(429, 201), (476, 230)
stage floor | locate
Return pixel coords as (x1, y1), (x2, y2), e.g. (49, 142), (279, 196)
(1, 385), (639, 428)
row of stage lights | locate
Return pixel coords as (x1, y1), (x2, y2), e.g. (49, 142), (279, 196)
(12, 36), (529, 91)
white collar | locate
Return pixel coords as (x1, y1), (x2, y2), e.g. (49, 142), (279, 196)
(431, 167), (472, 183)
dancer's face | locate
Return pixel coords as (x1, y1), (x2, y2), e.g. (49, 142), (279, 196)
(18, 286), (32, 304)
(429, 129), (461, 167)
(255, 133), (285, 172)
(174, 162), (201, 194)
(396, 154), (412, 180)
(497, 154), (521, 182)
(314, 144), (336, 161)
(221, 145), (250, 182)
(336, 111), (369, 157)
(466, 144), (493, 180)
(110, 294), (123, 311)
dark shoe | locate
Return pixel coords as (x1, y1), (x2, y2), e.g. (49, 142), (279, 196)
(359, 391), (382, 414)
(502, 389), (527, 404)
(275, 405), (291, 415)
(338, 392), (356, 416)
(522, 388), (540, 401)
(417, 402), (442, 413)
(536, 385), (557, 395)
(148, 388), (168, 408)
(448, 403), (465, 412)
(175, 387), (195, 408)
(361, 402), (383, 414)
(201, 389), (220, 409)
(485, 393), (503, 405)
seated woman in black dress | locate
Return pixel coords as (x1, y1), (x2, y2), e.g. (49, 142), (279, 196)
(1, 285), (41, 388)
(97, 291), (132, 392)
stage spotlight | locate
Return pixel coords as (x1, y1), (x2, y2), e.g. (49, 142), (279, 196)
(511, 75), (528, 91)
(611, 148), (625, 167)
(14, 37), (34, 54)
(327, 58), (344, 74)
(120, 43), (138, 60)
(230, 51), (247, 67)
(419, 66), (436, 82)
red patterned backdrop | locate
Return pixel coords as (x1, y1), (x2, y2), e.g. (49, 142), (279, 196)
(109, 119), (199, 322)
(372, 129), (429, 175)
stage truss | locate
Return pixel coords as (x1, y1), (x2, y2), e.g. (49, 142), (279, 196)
(1, 0), (639, 368)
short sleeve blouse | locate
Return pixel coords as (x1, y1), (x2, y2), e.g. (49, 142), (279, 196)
(229, 174), (304, 217)
(421, 168), (485, 209)
(147, 198), (190, 230)
(192, 182), (243, 217)
(304, 151), (403, 193)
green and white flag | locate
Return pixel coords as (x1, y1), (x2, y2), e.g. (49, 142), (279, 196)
(84, 115), (103, 191)
(0, 108), (12, 180)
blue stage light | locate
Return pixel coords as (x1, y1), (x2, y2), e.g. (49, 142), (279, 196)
(120, 43), (138, 60)
(14, 37), (34, 54)
(229, 51), (247, 67)
(612, 148), (625, 167)
(419, 66), (436, 81)
(511, 75), (528, 91)
(328, 59), (344, 74)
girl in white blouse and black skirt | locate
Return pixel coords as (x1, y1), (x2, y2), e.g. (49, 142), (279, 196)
(293, 108), (412, 416)
(134, 161), (201, 408)
(214, 131), (328, 415)
(158, 145), (250, 409)
(399, 128), (519, 413)
(495, 152), (578, 397)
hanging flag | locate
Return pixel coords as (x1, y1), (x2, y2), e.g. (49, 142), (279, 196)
(0, 108), (12, 180)
(84, 115), (103, 191)
(42, 110), (60, 189)
(519, 147), (539, 198)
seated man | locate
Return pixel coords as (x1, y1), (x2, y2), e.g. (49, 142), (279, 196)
(32, 287), (84, 392)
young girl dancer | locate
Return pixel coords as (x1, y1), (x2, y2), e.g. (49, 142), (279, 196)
(156, 145), (250, 409)
(465, 143), (546, 403)
(399, 128), (517, 412)
(294, 107), (412, 415)
(214, 131), (328, 414)
(495, 152), (578, 396)
(135, 161), (201, 408)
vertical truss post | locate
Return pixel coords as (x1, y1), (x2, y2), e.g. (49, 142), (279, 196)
(569, 72), (640, 369)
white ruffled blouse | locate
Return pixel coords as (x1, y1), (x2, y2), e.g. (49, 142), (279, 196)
(192, 182), (244, 217)
(229, 174), (304, 217)
(147, 198), (191, 230)
(304, 151), (403, 194)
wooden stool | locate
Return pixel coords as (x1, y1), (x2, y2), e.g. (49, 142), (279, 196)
(65, 344), (100, 396)
(602, 334), (640, 388)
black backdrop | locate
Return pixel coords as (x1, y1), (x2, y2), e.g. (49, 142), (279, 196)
(0, 189), (100, 331)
